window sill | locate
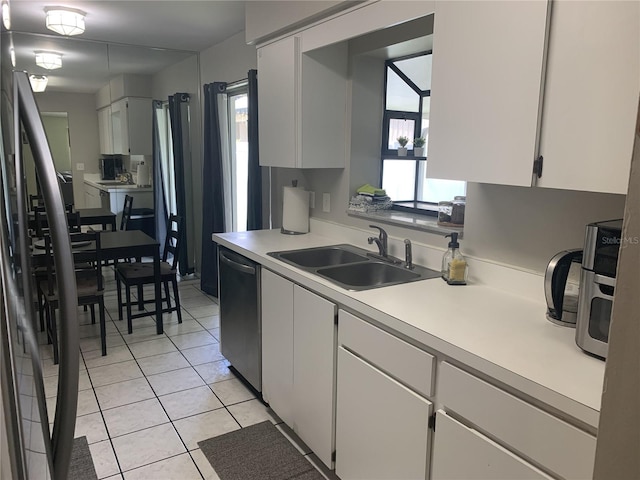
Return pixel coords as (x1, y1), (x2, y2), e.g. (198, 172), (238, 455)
(347, 209), (464, 237)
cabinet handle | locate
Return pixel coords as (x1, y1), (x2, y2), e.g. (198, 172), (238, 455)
(532, 155), (544, 178)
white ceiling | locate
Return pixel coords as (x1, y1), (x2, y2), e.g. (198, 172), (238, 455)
(7, 0), (247, 92)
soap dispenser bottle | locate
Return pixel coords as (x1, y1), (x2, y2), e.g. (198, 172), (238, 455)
(441, 233), (468, 285)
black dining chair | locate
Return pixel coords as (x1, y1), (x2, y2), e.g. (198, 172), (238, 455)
(121, 194), (134, 231)
(39, 230), (107, 363)
(115, 214), (184, 334)
(29, 194), (43, 212)
(34, 207), (81, 237)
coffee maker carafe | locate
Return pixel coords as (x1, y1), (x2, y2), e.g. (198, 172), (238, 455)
(544, 249), (583, 327)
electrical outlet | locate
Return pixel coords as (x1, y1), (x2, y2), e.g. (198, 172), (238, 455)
(322, 193), (331, 213)
(309, 191), (316, 209)
(76, 163), (84, 171)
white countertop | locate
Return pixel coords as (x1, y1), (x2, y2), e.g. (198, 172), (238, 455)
(84, 175), (152, 193)
(213, 228), (605, 429)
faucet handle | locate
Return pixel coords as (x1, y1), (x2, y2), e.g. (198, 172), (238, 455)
(404, 239), (413, 269)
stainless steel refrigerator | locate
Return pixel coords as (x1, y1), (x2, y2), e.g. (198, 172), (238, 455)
(0, 31), (80, 480)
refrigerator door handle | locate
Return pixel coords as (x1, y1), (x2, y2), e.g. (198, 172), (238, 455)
(16, 71), (80, 480)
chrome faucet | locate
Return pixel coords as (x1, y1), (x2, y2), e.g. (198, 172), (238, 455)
(368, 225), (388, 258)
(404, 239), (413, 269)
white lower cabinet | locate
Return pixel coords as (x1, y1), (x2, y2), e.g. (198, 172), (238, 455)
(261, 269), (294, 425)
(292, 284), (336, 467)
(84, 184), (104, 209)
(335, 310), (434, 480)
(431, 411), (551, 480)
(335, 347), (432, 480)
(436, 362), (597, 480)
(260, 268), (596, 480)
(261, 270), (337, 468)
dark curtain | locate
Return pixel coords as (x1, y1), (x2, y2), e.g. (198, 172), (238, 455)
(152, 100), (168, 248)
(200, 82), (227, 296)
(168, 93), (193, 275)
(247, 69), (262, 231)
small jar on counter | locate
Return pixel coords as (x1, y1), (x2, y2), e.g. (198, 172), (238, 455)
(438, 201), (453, 225)
(451, 196), (466, 225)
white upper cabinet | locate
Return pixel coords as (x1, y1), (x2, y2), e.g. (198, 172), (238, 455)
(97, 105), (114, 155)
(427, 0), (549, 187)
(110, 97), (152, 156)
(536, 1), (639, 194)
(257, 35), (348, 168)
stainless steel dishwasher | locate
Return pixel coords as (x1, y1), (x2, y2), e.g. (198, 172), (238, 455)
(218, 246), (261, 393)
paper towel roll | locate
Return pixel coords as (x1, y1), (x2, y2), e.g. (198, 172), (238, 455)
(282, 186), (309, 234)
(136, 162), (151, 187)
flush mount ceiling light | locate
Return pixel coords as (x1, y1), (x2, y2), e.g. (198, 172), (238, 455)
(2, 0), (10, 30)
(45, 7), (85, 36)
(29, 74), (48, 92)
(35, 51), (62, 70)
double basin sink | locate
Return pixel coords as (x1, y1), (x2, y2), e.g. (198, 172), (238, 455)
(268, 244), (440, 291)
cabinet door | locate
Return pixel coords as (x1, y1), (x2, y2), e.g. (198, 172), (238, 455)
(335, 347), (432, 480)
(125, 98), (153, 155)
(97, 106), (113, 154)
(260, 269), (295, 426)
(427, 1), (549, 186)
(258, 36), (298, 168)
(84, 184), (102, 209)
(431, 411), (552, 480)
(110, 99), (126, 155)
(299, 42), (347, 168)
(292, 285), (336, 468)
(537, 1), (639, 194)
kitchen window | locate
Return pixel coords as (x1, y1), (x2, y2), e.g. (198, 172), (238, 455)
(381, 52), (466, 214)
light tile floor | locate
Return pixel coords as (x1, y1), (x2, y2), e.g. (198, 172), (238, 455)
(38, 271), (329, 480)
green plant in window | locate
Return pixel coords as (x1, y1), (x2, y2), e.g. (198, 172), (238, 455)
(397, 136), (409, 147)
(413, 137), (426, 147)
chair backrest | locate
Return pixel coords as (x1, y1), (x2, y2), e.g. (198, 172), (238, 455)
(120, 195), (134, 231)
(29, 194), (43, 212)
(35, 209), (81, 237)
(71, 231), (103, 293)
(163, 214), (183, 270)
(44, 231), (103, 296)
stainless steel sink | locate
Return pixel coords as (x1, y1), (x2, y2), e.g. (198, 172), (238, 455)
(316, 261), (439, 290)
(268, 244), (441, 290)
(268, 244), (369, 268)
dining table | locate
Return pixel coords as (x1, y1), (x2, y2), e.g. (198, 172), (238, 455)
(27, 207), (117, 232)
(75, 207), (117, 231)
(31, 229), (164, 334)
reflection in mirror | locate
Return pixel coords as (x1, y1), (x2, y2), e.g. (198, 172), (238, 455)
(24, 111), (73, 206)
(13, 32), (201, 270)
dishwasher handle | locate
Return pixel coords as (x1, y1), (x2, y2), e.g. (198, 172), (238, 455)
(219, 249), (256, 275)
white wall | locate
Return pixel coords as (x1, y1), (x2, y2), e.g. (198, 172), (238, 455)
(245, 0), (354, 44)
(200, 31), (257, 84)
(34, 92), (100, 208)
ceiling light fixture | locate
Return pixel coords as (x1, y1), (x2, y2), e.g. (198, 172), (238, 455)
(2, 0), (10, 30)
(29, 75), (48, 93)
(45, 7), (85, 36)
(35, 51), (62, 70)
(10, 47), (15, 67)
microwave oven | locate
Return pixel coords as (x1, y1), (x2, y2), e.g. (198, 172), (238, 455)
(100, 155), (123, 180)
(575, 219), (623, 359)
